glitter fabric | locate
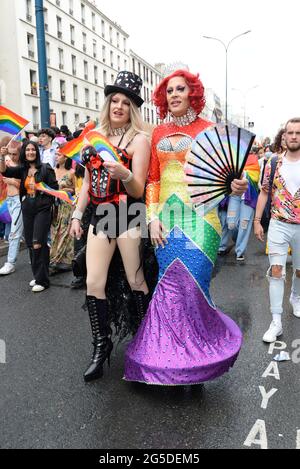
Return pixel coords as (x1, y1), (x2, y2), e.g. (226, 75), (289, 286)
(124, 118), (243, 386)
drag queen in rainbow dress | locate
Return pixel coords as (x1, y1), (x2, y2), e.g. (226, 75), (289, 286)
(124, 70), (247, 386)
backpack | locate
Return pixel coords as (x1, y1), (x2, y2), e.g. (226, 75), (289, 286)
(261, 155), (279, 232)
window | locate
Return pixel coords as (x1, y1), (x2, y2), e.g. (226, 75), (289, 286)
(123, 37), (127, 53)
(151, 110), (154, 124)
(101, 20), (105, 38)
(85, 88), (89, 108)
(102, 45), (106, 62)
(69, 0), (74, 15)
(60, 80), (66, 101)
(109, 26), (113, 44)
(58, 48), (64, 69)
(32, 106), (39, 130)
(70, 25), (75, 45)
(30, 70), (37, 95)
(71, 55), (76, 75)
(132, 58), (135, 73)
(57, 16), (62, 39)
(124, 59), (127, 70)
(110, 51), (114, 68)
(82, 32), (87, 53)
(73, 84), (78, 104)
(116, 32), (120, 48)
(92, 13), (96, 31)
(62, 111), (67, 125)
(44, 8), (48, 31)
(48, 76), (52, 99)
(94, 66), (98, 85)
(84, 61), (88, 80)
(103, 70), (107, 87)
(93, 40), (97, 58)
(151, 71), (153, 86)
(74, 113), (79, 125)
(81, 3), (85, 24)
(46, 42), (50, 65)
(27, 33), (34, 58)
(117, 55), (120, 71)
(95, 91), (99, 110)
(26, 0), (32, 22)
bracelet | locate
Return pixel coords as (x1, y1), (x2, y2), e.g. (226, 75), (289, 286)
(254, 218), (261, 222)
(121, 170), (134, 184)
(71, 208), (83, 221)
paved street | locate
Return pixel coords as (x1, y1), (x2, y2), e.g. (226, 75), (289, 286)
(0, 236), (299, 449)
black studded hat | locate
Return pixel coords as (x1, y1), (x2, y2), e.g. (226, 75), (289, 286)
(104, 71), (144, 108)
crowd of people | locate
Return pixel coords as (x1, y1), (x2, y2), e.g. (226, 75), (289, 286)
(1, 68), (300, 387)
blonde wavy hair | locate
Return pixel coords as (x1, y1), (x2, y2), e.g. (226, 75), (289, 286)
(99, 93), (148, 141)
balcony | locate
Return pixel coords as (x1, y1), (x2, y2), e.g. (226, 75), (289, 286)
(56, 0), (60, 6)
(83, 45), (87, 53)
(33, 124), (39, 130)
(74, 98), (78, 105)
(72, 69), (76, 76)
(102, 58), (106, 63)
(85, 102), (89, 108)
(84, 74), (88, 80)
(82, 18), (85, 25)
(61, 94), (66, 102)
(95, 104), (99, 110)
(69, 9), (73, 15)
(28, 50), (35, 59)
(94, 79), (98, 85)
(26, 14), (32, 22)
(92, 26), (95, 32)
(93, 53), (97, 58)
(59, 63), (64, 70)
(31, 84), (38, 96)
(71, 39), (75, 46)
(57, 31), (62, 39)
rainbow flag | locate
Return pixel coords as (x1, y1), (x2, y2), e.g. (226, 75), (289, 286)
(0, 105), (29, 135)
(0, 199), (11, 224)
(84, 130), (121, 163)
(59, 121), (96, 163)
(35, 182), (76, 205)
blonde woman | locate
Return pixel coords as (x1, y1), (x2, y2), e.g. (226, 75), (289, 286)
(70, 72), (151, 382)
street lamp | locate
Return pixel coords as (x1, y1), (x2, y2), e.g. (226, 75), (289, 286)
(203, 30), (251, 124)
(231, 85), (259, 127)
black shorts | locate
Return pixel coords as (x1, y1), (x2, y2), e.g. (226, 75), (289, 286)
(90, 199), (146, 238)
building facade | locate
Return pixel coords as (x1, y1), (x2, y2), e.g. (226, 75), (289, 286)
(0, 0), (162, 133)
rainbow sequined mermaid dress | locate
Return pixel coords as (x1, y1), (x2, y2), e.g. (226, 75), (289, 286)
(124, 118), (243, 385)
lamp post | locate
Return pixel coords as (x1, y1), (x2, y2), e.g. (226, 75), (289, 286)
(203, 30), (251, 124)
(231, 85), (259, 128)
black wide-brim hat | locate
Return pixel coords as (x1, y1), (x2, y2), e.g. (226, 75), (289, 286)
(104, 71), (144, 108)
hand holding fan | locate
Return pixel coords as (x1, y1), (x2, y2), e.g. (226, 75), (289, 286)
(84, 131), (122, 163)
(184, 123), (255, 214)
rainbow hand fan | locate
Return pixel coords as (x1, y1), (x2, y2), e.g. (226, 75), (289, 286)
(184, 123), (256, 214)
(84, 131), (121, 163)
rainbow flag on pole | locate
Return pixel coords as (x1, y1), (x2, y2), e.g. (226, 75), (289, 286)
(59, 121), (96, 163)
(84, 130), (121, 162)
(35, 182), (76, 205)
(0, 105), (29, 135)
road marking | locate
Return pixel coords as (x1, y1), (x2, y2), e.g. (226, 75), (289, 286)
(244, 420), (268, 449)
(297, 430), (300, 449)
(268, 341), (287, 355)
(0, 339), (5, 364)
(262, 361), (280, 380)
(259, 386), (278, 410)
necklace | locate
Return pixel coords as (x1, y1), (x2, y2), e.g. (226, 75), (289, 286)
(110, 125), (129, 137)
(171, 107), (198, 127)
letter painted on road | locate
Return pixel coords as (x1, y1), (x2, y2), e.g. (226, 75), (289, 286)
(259, 386), (278, 410)
(0, 340), (5, 364)
(291, 340), (300, 365)
(262, 362), (280, 380)
(244, 420), (268, 449)
(268, 341), (287, 355)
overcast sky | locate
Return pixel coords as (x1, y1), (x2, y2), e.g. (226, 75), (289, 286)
(97, 0), (300, 140)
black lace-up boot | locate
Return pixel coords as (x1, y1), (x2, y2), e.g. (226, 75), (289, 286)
(84, 296), (113, 383)
(132, 291), (150, 334)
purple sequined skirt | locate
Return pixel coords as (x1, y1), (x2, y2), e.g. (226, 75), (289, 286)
(124, 258), (242, 386)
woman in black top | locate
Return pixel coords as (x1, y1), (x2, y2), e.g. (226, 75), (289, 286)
(0, 141), (58, 292)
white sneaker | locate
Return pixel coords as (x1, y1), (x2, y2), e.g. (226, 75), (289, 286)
(0, 262), (15, 275)
(263, 321), (283, 343)
(290, 294), (300, 318)
(29, 280), (36, 287)
(32, 284), (46, 293)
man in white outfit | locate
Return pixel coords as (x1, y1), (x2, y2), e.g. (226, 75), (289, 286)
(254, 117), (300, 343)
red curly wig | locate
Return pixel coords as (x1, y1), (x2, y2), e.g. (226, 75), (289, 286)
(152, 70), (206, 120)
